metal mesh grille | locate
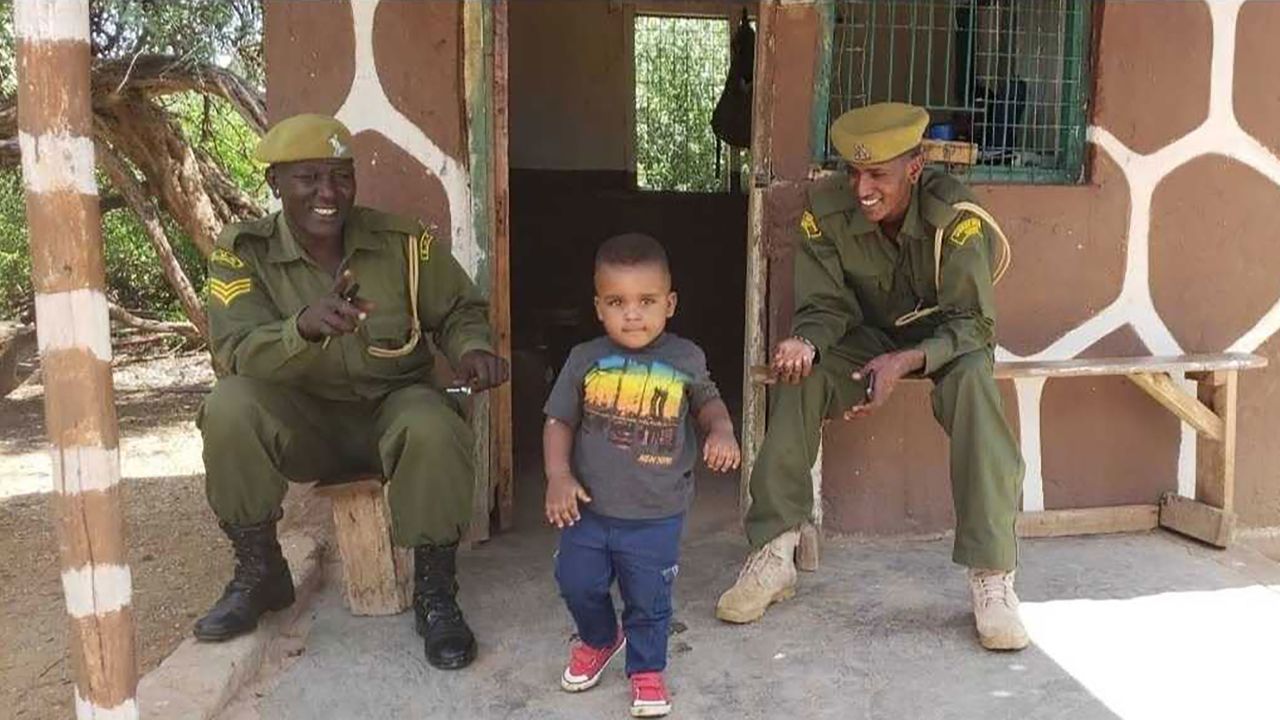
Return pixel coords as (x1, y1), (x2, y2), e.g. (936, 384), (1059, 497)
(830, 0), (1090, 184)
(634, 15), (731, 192)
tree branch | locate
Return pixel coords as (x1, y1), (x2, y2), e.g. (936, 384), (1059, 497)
(1, 54), (266, 146)
(108, 302), (201, 343)
(0, 138), (17, 167)
(99, 146), (210, 343)
(92, 55), (266, 134)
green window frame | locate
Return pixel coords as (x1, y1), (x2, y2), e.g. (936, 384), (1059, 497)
(819, 0), (1092, 184)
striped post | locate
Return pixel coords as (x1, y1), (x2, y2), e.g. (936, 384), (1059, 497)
(15, 1), (139, 718)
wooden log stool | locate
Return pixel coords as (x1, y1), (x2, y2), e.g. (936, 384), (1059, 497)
(316, 475), (413, 616)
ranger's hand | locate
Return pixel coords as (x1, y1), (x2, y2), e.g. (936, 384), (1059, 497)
(457, 349), (510, 391)
(297, 269), (375, 342)
(771, 336), (817, 385)
(843, 349), (925, 420)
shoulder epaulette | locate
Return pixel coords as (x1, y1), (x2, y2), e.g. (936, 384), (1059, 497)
(214, 213), (277, 251)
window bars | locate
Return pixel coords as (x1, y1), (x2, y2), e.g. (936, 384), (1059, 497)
(634, 15), (732, 192)
(829, 0), (1090, 184)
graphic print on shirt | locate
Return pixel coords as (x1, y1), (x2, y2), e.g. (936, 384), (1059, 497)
(582, 355), (689, 466)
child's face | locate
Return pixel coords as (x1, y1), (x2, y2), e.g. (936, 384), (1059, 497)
(593, 262), (676, 350)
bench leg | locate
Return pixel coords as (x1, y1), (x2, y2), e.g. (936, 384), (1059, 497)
(324, 479), (414, 616)
(464, 400), (492, 548)
(797, 522), (821, 572)
(796, 436), (823, 572)
(1156, 370), (1238, 547)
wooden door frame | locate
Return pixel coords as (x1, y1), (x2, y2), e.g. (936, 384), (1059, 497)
(464, 1), (514, 542)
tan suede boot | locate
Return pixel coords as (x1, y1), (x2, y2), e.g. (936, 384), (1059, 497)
(715, 529), (799, 624)
(969, 569), (1030, 651)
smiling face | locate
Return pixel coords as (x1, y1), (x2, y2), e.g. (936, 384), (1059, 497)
(593, 261), (677, 350)
(845, 150), (923, 226)
(268, 159), (357, 243)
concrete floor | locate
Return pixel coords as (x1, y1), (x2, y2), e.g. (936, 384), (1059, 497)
(220, 472), (1280, 720)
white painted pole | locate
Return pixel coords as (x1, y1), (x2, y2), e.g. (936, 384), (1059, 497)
(15, 1), (139, 717)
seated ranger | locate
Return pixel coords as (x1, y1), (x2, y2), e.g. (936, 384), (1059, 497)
(715, 103), (1028, 651)
(194, 114), (509, 670)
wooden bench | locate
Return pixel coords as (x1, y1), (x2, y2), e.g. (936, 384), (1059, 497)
(316, 476), (413, 616)
(749, 352), (1268, 568)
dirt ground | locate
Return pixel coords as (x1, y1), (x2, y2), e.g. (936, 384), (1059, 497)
(0, 351), (310, 719)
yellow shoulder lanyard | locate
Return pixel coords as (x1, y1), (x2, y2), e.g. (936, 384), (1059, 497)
(365, 231), (424, 358)
(893, 201), (1012, 327)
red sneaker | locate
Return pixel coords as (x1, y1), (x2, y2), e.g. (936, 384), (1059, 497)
(629, 672), (672, 717)
(560, 630), (625, 692)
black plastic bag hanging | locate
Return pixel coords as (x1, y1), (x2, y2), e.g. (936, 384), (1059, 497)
(711, 10), (755, 149)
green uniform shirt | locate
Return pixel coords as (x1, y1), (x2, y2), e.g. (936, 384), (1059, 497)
(207, 207), (493, 401)
(791, 167), (998, 376)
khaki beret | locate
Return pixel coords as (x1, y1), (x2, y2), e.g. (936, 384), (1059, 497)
(254, 114), (354, 164)
(830, 103), (929, 166)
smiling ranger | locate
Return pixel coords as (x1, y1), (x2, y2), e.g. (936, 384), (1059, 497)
(715, 102), (1029, 653)
(194, 114), (509, 671)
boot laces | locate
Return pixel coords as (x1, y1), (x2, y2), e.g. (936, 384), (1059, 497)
(974, 571), (1015, 609)
(737, 540), (784, 582)
(225, 538), (281, 593)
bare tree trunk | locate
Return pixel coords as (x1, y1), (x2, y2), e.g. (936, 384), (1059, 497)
(0, 322), (37, 398)
(3, 55), (267, 261)
(16, 2), (138, 717)
(98, 147), (209, 341)
(94, 101), (225, 257)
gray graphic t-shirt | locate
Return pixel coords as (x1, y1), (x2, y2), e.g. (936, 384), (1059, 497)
(544, 333), (721, 519)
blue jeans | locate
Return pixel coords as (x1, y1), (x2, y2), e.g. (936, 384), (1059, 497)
(555, 510), (684, 675)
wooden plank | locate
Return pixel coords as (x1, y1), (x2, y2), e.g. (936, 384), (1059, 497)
(995, 353), (1266, 379)
(749, 353), (1266, 386)
(319, 479), (413, 616)
(1016, 505), (1159, 538)
(490, 0), (514, 532)
(922, 139), (978, 166)
(1196, 370), (1238, 512)
(740, 0), (777, 516)
(1127, 372), (1224, 441)
(1159, 493), (1235, 548)
(810, 0), (834, 165)
(463, 0), (493, 545)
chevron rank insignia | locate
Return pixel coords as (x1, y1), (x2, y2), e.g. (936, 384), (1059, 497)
(210, 248), (245, 270)
(949, 217), (982, 247)
(800, 211), (822, 240)
(210, 277), (252, 306)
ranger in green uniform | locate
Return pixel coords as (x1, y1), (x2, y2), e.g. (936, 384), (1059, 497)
(715, 103), (1028, 651)
(193, 114), (509, 671)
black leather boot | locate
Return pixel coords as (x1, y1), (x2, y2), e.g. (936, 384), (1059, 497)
(413, 543), (477, 670)
(193, 513), (295, 641)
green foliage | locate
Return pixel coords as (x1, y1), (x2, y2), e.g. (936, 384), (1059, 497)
(0, 6), (14, 99)
(0, 0), (266, 322)
(634, 16), (730, 193)
(88, 0), (264, 85)
(100, 197), (207, 320)
(165, 91), (266, 199)
(0, 168), (31, 318)
(0, 163), (212, 322)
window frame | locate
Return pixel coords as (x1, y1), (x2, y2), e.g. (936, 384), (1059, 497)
(624, 4), (757, 193)
(813, 0), (1095, 186)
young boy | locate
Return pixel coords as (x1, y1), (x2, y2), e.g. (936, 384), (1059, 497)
(544, 233), (741, 718)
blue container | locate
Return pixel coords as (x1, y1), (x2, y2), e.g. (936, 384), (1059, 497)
(927, 122), (957, 141)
